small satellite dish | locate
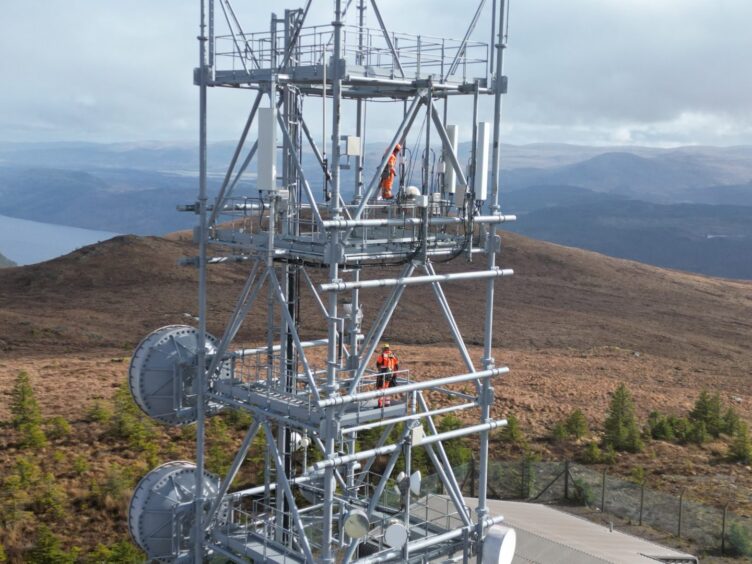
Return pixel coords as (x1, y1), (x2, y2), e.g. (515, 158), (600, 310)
(482, 525), (516, 564)
(290, 431), (311, 451)
(404, 186), (421, 199)
(409, 470), (422, 496)
(384, 520), (409, 548)
(343, 509), (370, 539)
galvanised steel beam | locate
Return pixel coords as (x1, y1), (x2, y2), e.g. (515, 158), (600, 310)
(300, 116), (332, 187)
(204, 265), (267, 380)
(276, 113), (326, 231)
(341, 402), (477, 435)
(351, 94), (424, 221)
(366, 424), (412, 516)
(195, 2), (210, 560)
(206, 420), (261, 526)
(444, 0), (487, 81)
(430, 103), (470, 189)
(349, 262), (415, 394)
(268, 270), (322, 402)
(369, 0), (406, 78)
(422, 441), (473, 527)
(320, 367), (508, 408)
(425, 262), (476, 373)
(319, 268), (513, 292)
(477, 3), (509, 559)
(322, 214), (516, 230)
(280, 0), (312, 69)
(210, 91), (263, 226)
(352, 516), (505, 564)
(262, 422), (316, 563)
(312, 419), (508, 470)
(218, 0), (251, 75)
(353, 422), (396, 489)
(300, 267), (329, 319)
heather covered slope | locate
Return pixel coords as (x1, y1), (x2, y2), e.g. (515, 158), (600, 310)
(1, 232), (750, 373)
(1, 232), (751, 560)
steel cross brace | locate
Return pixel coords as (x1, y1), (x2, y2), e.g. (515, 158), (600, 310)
(218, 0), (251, 75)
(417, 391), (474, 524)
(212, 95), (286, 223)
(351, 94), (424, 222)
(276, 112), (326, 231)
(354, 422), (396, 489)
(366, 424), (412, 516)
(210, 91), (263, 226)
(219, 0), (260, 69)
(262, 421), (316, 563)
(301, 267), (329, 320)
(348, 262), (416, 393)
(268, 269), (322, 402)
(205, 263), (267, 380)
(429, 104), (469, 188)
(444, 0), (487, 81)
(206, 420), (261, 526)
(369, 0), (406, 78)
(279, 0), (313, 69)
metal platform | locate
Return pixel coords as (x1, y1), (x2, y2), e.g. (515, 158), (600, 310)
(207, 22), (493, 98)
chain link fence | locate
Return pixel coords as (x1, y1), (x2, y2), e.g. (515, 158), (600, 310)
(452, 458), (752, 558)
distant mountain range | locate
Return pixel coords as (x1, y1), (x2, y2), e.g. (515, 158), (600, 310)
(0, 141), (750, 277)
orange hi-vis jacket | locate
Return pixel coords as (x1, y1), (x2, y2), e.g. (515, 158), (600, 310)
(376, 351), (399, 372)
(380, 153), (398, 190)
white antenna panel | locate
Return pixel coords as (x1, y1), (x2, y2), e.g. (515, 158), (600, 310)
(257, 107), (277, 191)
(475, 121), (491, 201)
(444, 124), (459, 194)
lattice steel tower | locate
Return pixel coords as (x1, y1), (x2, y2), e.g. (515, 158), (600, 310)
(127, 0), (517, 562)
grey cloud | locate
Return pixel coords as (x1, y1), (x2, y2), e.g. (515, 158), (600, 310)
(1, 0), (750, 146)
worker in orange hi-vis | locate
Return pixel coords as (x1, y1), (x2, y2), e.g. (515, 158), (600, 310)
(376, 343), (399, 407)
(379, 144), (401, 200)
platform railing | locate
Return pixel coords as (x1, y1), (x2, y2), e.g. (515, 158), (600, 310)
(214, 24), (488, 82)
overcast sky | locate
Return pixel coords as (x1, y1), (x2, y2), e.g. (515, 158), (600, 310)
(2, 0), (751, 147)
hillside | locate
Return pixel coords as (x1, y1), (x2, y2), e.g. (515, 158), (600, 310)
(0, 251), (15, 268)
(1, 232), (751, 429)
(1, 233), (750, 367)
(0, 233), (751, 560)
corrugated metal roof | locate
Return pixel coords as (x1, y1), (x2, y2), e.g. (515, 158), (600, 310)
(470, 499), (698, 564)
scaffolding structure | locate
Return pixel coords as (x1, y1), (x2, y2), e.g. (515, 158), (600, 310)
(128, 1), (516, 562)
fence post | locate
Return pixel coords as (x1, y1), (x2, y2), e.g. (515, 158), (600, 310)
(639, 483), (645, 526)
(563, 460), (570, 501)
(721, 504), (728, 555)
(678, 489), (685, 539)
(601, 468), (607, 513)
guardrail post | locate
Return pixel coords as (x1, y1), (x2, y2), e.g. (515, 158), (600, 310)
(563, 460), (570, 500)
(678, 488), (685, 539)
(721, 504), (728, 555)
(601, 468), (607, 513)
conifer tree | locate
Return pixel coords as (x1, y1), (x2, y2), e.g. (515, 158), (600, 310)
(603, 384), (643, 452)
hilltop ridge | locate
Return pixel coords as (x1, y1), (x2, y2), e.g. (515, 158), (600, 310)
(0, 232), (749, 374)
